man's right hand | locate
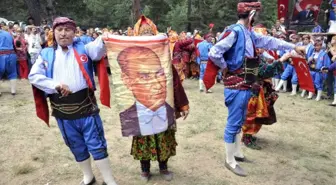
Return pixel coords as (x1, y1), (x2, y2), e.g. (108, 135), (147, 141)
(55, 84), (72, 97)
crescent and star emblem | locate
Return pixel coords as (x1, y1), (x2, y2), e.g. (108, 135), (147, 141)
(298, 61), (309, 77)
(80, 54), (88, 63)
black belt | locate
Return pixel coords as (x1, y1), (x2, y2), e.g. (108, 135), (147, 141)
(239, 57), (260, 85)
(309, 68), (320, 72)
(49, 88), (99, 120)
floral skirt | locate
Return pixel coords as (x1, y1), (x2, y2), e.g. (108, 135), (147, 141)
(130, 126), (177, 161)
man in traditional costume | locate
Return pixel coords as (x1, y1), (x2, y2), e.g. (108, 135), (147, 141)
(241, 25), (285, 149)
(275, 34), (302, 95)
(0, 29), (17, 96)
(301, 37), (331, 101)
(197, 33), (214, 92)
(208, 0), (304, 177)
(172, 31), (194, 82)
(29, 17), (117, 185)
(129, 15), (189, 182)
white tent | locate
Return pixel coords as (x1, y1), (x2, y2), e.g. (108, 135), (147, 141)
(0, 17), (9, 24)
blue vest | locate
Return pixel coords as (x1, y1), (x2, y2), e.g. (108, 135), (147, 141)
(40, 42), (95, 90)
(0, 30), (14, 50)
(197, 40), (213, 61)
(305, 44), (315, 60)
(223, 24), (256, 72)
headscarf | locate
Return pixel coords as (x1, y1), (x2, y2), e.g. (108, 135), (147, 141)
(52, 17), (76, 32)
(133, 15), (158, 36)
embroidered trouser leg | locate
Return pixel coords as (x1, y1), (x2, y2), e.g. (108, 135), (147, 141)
(56, 114), (108, 162)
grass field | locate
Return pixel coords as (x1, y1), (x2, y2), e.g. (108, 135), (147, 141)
(0, 79), (335, 185)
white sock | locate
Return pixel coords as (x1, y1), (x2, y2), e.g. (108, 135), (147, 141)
(316, 90), (322, 101)
(291, 84), (297, 95)
(234, 134), (244, 158)
(78, 158), (94, 184)
(274, 79), (280, 88)
(10, 79), (17, 94)
(301, 90), (306, 97)
(307, 92), (314, 99)
(282, 80), (287, 91)
(199, 80), (204, 91)
(225, 142), (238, 168)
(332, 94), (336, 105)
(95, 158), (118, 185)
(275, 80), (284, 91)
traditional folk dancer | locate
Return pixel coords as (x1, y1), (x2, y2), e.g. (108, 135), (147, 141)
(197, 33), (214, 92)
(14, 28), (29, 79)
(275, 34), (302, 95)
(301, 37), (331, 101)
(208, 0), (304, 177)
(0, 29), (17, 96)
(172, 32), (194, 82)
(273, 33), (289, 91)
(242, 48), (288, 149)
(322, 36), (336, 106)
(129, 16), (190, 182)
(28, 17), (118, 185)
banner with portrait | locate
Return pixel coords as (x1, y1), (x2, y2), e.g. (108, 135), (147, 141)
(104, 34), (174, 137)
(291, 0), (322, 25)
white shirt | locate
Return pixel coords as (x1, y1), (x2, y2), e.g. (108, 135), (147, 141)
(28, 36), (106, 94)
(27, 34), (42, 54)
(136, 101), (168, 136)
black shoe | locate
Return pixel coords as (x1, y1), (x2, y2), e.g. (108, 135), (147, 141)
(11, 93), (16, 96)
(79, 177), (96, 185)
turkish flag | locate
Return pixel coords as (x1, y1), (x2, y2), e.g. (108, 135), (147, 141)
(291, 57), (315, 93)
(267, 50), (279, 60)
(278, 0), (289, 19)
(292, 0), (322, 21)
(97, 57), (111, 108)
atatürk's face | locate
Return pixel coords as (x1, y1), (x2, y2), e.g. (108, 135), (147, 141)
(120, 47), (167, 111)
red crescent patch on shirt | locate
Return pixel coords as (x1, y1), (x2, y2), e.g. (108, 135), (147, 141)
(79, 54), (88, 63)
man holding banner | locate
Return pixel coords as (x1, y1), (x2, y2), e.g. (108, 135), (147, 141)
(206, 0), (305, 177)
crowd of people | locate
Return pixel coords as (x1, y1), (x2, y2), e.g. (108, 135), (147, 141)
(0, 0), (336, 184)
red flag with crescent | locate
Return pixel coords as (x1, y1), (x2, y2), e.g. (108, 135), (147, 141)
(291, 57), (315, 93)
(291, 0), (322, 22)
(278, 0), (289, 19)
